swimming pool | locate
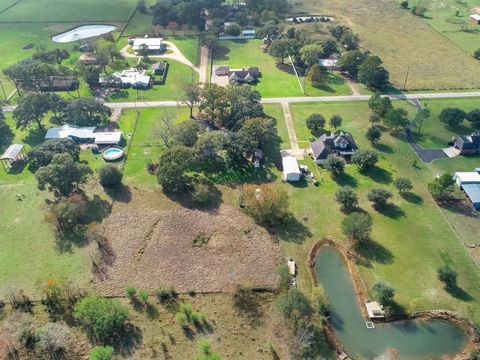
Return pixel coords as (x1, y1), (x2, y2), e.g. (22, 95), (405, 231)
(102, 147), (124, 161)
(52, 25), (116, 43)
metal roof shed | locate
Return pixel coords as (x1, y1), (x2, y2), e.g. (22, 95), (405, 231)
(462, 183), (480, 209)
(282, 156), (301, 182)
(0, 144), (26, 171)
(94, 132), (123, 145)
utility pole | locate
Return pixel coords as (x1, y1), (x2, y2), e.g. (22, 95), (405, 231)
(403, 66), (410, 91)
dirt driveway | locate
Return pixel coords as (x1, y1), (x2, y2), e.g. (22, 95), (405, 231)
(94, 190), (281, 295)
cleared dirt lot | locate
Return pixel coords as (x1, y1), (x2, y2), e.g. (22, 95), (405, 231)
(293, 0), (480, 90)
(94, 189), (282, 295)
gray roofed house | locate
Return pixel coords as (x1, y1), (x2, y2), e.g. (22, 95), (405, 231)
(310, 132), (358, 164)
(454, 133), (480, 155)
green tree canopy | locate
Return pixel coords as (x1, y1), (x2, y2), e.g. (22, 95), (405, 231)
(341, 212), (373, 242)
(368, 93), (393, 118)
(268, 39), (300, 64)
(89, 346), (114, 360)
(329, 115), (342, 130)
(335, 186), (358, 213)
(438, 265), (457, 289)
(427, 173), (455, 200)
(35, 153), (92, 196)
(367, 188), (393, 208)
(62, 98), (111, 128)
(384, 108), (408, 132)
(352, 150), (379, 172)
(13, 93), (50, 129)
(439, 108), (466, 127)
(98, 164), (123, 188)
(372, 282), (395, 305)
(300, 44), (323, 67)
(337, 50), (367, 77)
(157, 146), (198, 194)
(238, 117), (278, 151)
(305, 113), (325, 135)
(358, 56), (389, 89)
(393, 177), (413, 193)
(366, 126), (382, 144)
(173, 119), (204, 147)
(324, 153), (345, 176)
(27, 138), (80, 171)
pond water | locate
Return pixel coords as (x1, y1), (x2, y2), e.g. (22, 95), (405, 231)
(315, 246), (467, 359)
(52, 25), (116, 43)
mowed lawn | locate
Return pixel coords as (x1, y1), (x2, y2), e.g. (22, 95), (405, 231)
(264, 103), (290, 149)
(414, 98), (480, 149)
(0, 0), (137, 21)
(293, 0), (480, 90)
(213, 39), (351, 98)
(284, 101), (480, 324)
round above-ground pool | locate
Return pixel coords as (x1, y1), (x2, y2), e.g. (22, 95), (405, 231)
(52, 25), (116, 43)
(102, 146), (124, 161)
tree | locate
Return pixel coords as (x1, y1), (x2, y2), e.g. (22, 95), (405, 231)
(268, 39), (299, 64)
(341, 32), (359, 50)
(173, 119), (204, 147)
(0, 108), (13, 152)
(335, 186), (358, 213)
(384, 108), (408, 132)
(199, 83), (229, 126)
(305, 113), (325, 135)
(238, 117), (278, 150)
(307, 64), (322, 87)
(240, 184), (290, 227)
(13, 93), (49, 129)
(33, 48), (70, 65)
(358, 56), (389, 89)
(372, 282), (395, 305)
(438, 266), (457, 289)
(367, 188), (393, 208)
(62, 98), (111, 128)
(466, 109), (480, 128)
(179, 83), (201, 118)
(341, 212), (373, 242)
(167, 21), (179, 35)
(300, 44), (323, 67)
(82, 65), (102, 89)
(154, 110), (176, 147)
(27, 138), (80, 171)
(369, 113), (381, 125)
(427, 173), (455, 200)
(439, 108), (466, 127)
(351, 150), (379, 172)
(225, 23), (241, 36)
(98, 164), (123, 188)
(195, 131), (225, 162)
(196, 339), (221, 360)
(137, 44), (150, 60)
(321, 39), (337, 58)
(35, 153), (92, 196)
(393, 177), (413, 193)
(137, 0), (147, 13)
(157, 146), (197, 194)
(400, 0), (408, 8)
(474, 48), (480, 60)
(329, 115), (342, 130)
(51, 196), (87, 232)
(89, 346), (114, 360)
(329, 24), (346, 40)
(366, 126), (382, 144)
(45, 93), (67, 122)
(368, 93), (393, 118)
(74, 296), (130, 344)
(324, 154), (345, 176)
(337, 50), (367, 77)
(277, 288), (312, 322)
(224, 132), (252, 167)
(414, 108), (431, 134)
(37, 323), (71, 359)
(225, 85), (263, 130)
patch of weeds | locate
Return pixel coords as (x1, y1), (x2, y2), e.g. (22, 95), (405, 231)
(192, 232), (210, 247)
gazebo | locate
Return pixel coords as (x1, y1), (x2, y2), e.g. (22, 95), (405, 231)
(0, 144), (26, 171)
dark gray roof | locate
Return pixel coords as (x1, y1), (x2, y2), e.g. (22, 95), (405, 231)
(310, 139), (329, 160)
(311, 132), (358, 160)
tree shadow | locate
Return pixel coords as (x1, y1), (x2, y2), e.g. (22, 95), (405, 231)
(355, 239), (394, 265)
(273, 215), (312, 243)
(334, 172), (358, 188)
(445, 285), (474, 302)
(22, 127), (47, 147)
(373, 142), (394, 154)
(104, 184), (132, 203)
(55, 225), (89, 253)
(439, 200), (479, 218)
(113, 324), (143, 356)
(212, 45), (231, 61)
(146, 303), (160, 320)
(365, 166), (392, 185)
(84, 195), (112, 223)
(401, 191), (423, 204)
(0, 124), (14, 153)
(376, 203), (406, 219)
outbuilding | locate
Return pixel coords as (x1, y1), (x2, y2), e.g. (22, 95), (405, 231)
(470, 14), (480, 25)
(453, 172), (480, 186)
(365, 301), (385, 319)
(0, 144), (26, 171)
(132, 37), (163, 53)
(94, 132), (123, 146)
(45, 124), (95, 143)
(282, 156), (301, 182)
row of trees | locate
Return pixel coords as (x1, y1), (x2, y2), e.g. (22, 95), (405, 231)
(338, 50), (390, 90)
(12, 94), (111, 130)
(324, 149), (379, 177)
(439, 107), (480, 128)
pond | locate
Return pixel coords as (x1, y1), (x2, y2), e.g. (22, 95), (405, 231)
(52, 25), (116, 43)
(315, 246), (467, 359)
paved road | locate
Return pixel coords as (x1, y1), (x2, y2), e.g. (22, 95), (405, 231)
(2, 91), (480, 112)
(405, 128), (448, 163)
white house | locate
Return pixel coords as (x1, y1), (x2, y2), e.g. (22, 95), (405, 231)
(106, 69), (152, 89)
(319, 59), (338, 69)
(45, 124), (95, 143)
(94, 132), (123, 145)
(282, 156), (301, 182)
(132, 37), (163, 53)
(365, 301), (385, 319)
(453, 172), (480, 186)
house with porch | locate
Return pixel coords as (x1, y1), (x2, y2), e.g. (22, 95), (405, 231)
(310, 132), (358, 164)
(454, 133), (480, 155)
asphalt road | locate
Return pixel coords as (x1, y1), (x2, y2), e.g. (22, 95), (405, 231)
(2, 91), (480, 112)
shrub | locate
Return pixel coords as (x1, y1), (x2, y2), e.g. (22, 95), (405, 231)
(8, 288), (33, 313)
(352, 150), (379, 172)
(400, 0), (408, 8)
(232, 285), (258, 315)
(466, 109), (480, 128)
(341, 212), (373, 242)
(37, 323), (71, 360)
(74, 296), (130, 343)
(138, 290), (149, 304)
(393, 177), (413, 193)
(329, 114), (342, 130)
(439, 108), (466, 127)
(312, 286), (330, 316)
(372, 282), (395, 305)
(98, 164), (123, 188)
(125, 285), (137, 301)
(366, 126), (382, 144)
(324, 153), (345, 176)
(428, 173), (455, 200)
(438, 266), (457, 288)
(190, 178), (221, 207)
(474, 48), (480, 60)
(89, 345), (114, 360)
(335, 186), (358, 213)
(277, 288), (312, 322)
(156, 286), (177, 304)
(367, 188), (393, 208)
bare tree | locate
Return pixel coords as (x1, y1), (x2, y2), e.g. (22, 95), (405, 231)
(154, 110), (176, 148)
(179, 83), (201, 118)
(37, 323), (71, 359)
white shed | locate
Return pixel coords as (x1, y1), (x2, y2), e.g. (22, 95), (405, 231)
(453, 172), (480, 186)
(282, 156), (301, 182)
(94, 131), (123, 145)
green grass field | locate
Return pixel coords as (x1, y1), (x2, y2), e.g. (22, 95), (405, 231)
(213, 39), (351, 98)
(264, 103), (290, 149)
(285, 100), (480, 324)
(292, 0), (480, 90)
(0, 0), (137, 21)
(414, 98), (479, 149)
